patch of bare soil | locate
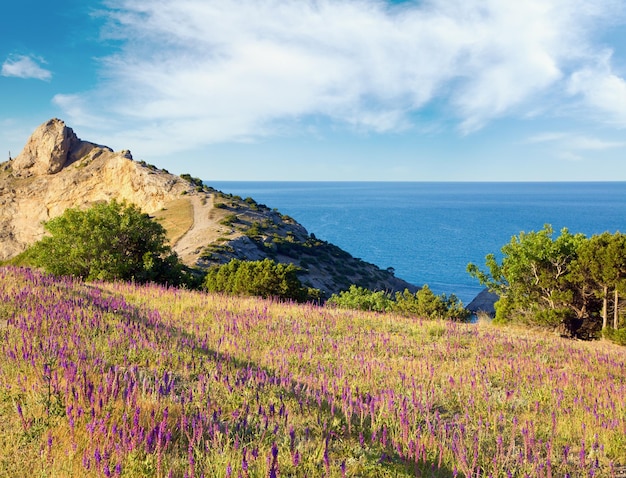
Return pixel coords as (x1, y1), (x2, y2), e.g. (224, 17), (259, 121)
(173, 193), (237, 265)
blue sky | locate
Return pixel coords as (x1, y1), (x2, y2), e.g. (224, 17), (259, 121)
(2, 0), (626, 181)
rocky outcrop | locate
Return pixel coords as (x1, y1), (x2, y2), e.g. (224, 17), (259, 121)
(0, 119), (418, 298)
(11, 118), (106, 176)
(0, 119), (191, 259)
(467, 289), (498, 316)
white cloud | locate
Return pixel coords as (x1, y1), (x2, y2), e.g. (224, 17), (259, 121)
(57, 0), (626, 153)
(568, 52), (626, 126)
(526, 132), (571, 144)
(1, 55), (52, 81)
(525, 130), (626, 165)
(527, 132), (626, 150)
(570, 136), (626, 150)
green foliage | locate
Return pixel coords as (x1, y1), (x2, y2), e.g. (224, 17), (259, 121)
(603, 326), (626, 345)
(394, 285), (470, 321)
(203, 258), (319, 302)
(219, 214), (238, 227)
(327, 285), (394, 312)
(244, 197), (259, 211)
(468, 225), (626, 338)
(327, 284), (470, 320)
(28, 200), (187, 285)
(137, 160), (159, 171)
(244, 221), (263, 237)
(492, 295), (515, 324)
(180, 173), (203, 187)
(574, 232), (626, 330)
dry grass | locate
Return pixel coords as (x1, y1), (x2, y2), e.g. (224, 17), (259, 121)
(151, 198), (194, 245)
(1, 267), (625, 477)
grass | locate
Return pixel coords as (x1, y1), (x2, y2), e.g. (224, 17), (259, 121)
(151, 198), (194, 245)
(0, 266), (625, 477)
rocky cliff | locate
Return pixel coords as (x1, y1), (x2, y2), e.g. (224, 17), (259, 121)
(0, 119), (417, 297)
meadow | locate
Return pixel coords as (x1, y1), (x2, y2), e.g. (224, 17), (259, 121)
(0, 266), (625, 477)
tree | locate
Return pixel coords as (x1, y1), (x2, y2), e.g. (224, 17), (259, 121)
(468, 225), (626, 340)
(393, 286), (470, 321)
(575, 232), (626, 330)
(29, 200), (185, 284)
(203, 258), (319, 302)
(468, 225), (590, 333)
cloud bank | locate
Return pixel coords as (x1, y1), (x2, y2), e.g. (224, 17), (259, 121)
(2, 55), (52, 81)
(56, 0), (626, 154)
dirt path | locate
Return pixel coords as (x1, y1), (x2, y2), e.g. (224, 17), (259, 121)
(173, 193), (222, 265)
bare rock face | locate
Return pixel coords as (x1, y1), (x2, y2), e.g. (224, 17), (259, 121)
(466, 289), (498, 316)
(12, 119), (76, 175)
(0, 118), (418, 298)
(0, 119), (192, 260)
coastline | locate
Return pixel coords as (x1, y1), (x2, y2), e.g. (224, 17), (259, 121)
(210, 181), (626, 305)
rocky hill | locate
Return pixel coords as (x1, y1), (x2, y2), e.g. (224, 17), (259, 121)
(0, 119), (417, 297)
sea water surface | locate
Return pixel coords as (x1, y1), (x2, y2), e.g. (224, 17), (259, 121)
(210, 182), (626, 304)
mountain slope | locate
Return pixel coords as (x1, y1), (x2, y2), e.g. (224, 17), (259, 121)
(0, 118), (417, 297)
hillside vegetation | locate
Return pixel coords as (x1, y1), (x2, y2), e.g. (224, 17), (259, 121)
(1, 267), (625, 477)
(0, 119), (417, 299)
(469, 225), (626, 340)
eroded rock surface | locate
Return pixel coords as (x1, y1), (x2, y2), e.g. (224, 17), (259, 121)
(0, 119), (418, 297)
(0, 119), (190, 259)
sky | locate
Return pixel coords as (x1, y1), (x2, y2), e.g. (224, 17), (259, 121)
(2, 0), (626, 181)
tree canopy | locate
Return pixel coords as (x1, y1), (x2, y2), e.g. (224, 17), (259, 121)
(29, 199), (186, 285)
(327, 284), (470, 321)
(468, 225), (626, 339)
(203, 258), (320, 302)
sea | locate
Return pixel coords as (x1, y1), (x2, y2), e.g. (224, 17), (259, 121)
(209, 182), (626, 305)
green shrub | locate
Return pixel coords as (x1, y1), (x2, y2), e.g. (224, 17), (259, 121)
(327, 285), (394, 312)
(180, 173), (203, 187)
(245, 221), (263, 237)
(603, 327), (626, 346)
(203, 258), (318, 302)
(328, 284), (470, 320)
(27, 199), (188, 285)
(393, 285), (470, 321)
(220, 214), (238, 227)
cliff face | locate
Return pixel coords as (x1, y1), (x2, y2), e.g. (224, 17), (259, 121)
(0, 119), (189, 260)
(0, 119), (417, 297)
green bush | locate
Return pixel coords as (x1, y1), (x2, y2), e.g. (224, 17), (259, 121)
(27, 200), (188, 285)
(203, 258), (319, 302)
(220, 214), (238, 227)
(180, 173), (203, 187)
(603, 327), (626, 346)
(327, 284), (470, 320)
(394, 285), (470, 321)
(327, 285), (394, 312)
(468, 225), (626, 337)
(245, 221), (263, 237)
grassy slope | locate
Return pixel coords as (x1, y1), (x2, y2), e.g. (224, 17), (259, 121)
(151, 198), (194, 246)
(0, 266), (625, 477)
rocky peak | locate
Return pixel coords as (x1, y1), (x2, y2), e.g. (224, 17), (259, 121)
(0, 119), (190, 260)
(11, 118), (112, 176)
(0, 118), (418, 297)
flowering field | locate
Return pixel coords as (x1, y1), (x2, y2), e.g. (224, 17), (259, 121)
(0, 267), (625, 477)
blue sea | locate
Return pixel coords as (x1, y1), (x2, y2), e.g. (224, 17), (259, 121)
(210, 182), (626, 305)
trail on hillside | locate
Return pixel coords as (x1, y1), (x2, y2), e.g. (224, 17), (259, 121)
(173, 193), (222, 265)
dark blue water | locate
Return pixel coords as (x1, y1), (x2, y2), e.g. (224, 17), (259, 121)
(209, 182), (626, 304)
